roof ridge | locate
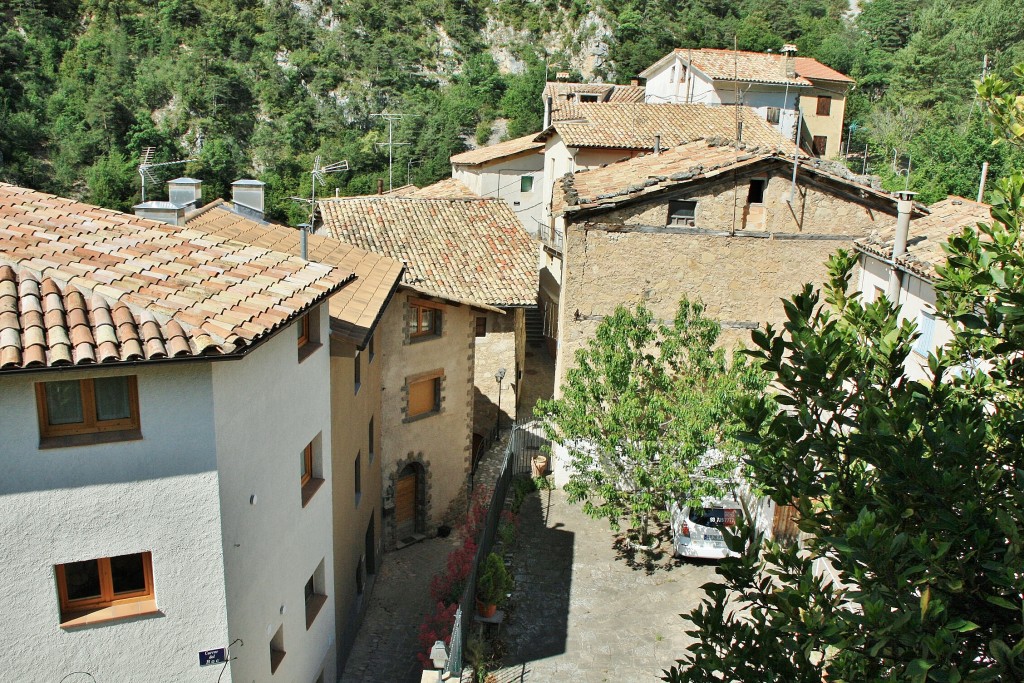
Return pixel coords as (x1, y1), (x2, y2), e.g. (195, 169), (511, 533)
(183, 197), (227, 222)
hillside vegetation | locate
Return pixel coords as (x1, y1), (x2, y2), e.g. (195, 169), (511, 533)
(1, 0), (1023, 222)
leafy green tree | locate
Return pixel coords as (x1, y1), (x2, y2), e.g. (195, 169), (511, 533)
(663, 181), (1024, 683)
(535, 299), (767, 550)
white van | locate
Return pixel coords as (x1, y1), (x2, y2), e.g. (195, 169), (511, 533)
(669, 485), (774, 560)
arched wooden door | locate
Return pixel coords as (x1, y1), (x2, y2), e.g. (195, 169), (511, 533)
(395, 465), (418, 540)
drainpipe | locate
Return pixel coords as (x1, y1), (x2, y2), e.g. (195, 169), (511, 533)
(886, 190), (917, 303)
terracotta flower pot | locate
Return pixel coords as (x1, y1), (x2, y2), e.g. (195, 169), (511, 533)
(531, 455), (548, 477)
(476, 599), (497, 618)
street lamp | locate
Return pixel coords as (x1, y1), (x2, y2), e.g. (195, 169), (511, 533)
(495, 367), (507, 435)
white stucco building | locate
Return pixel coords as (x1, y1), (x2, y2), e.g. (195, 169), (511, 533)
(0, 183), (354, 682)
(855, 194), (991, 380)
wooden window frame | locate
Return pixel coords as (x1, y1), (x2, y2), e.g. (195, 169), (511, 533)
(765, 106), (781, 125)
(297, 313), (310, 348)
(56, 552), (154, 621)
(406, 370), (443, 419)
(36, 376), (140, 440)
(816, 95), (832, 116)
(520, 175), (534, 193)
(301, 443), (313, 488)
(409, 299), (443, 340)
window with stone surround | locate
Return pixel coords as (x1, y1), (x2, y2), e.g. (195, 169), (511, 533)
(409, 299), (443, 341)
(406, 370), (444, 420)
(55, 551), (156, 627)
(36, 375), (140, 446)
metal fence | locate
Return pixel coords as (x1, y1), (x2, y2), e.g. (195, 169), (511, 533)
(444, 423), (546, 677)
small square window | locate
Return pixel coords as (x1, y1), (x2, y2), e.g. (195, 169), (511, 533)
(475, 316), (487, 338)
(36, 376), (140, 444)
(766, 107), (781, 125)
(297, 314), (310, 347)
(410, 300), (443, 340)
(270, 625), (286, 674)
(812, 136), (828, 156)
(668, 200), (697, 227)
(408, 373), (442, 418)
(520, 175), (534, 193)
(300, 437), (324, 507)
(55, 552), (155, 625)
(305, 560), (327, 629)
(747, 179), (766, 205)
(297, 307), (321, 361)
(816, 95), (832, 116)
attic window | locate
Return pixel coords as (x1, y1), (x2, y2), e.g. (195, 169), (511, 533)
(668, 200), (697, 227)
(579, 94), (599, 103)
(747, 179), (766, 205)
(766, 107), (781, 125)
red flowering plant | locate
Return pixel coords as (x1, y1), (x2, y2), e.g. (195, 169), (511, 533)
(416, 601), (457, 667)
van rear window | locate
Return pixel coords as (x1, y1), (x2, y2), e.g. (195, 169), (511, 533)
(688, 508), (738, 528)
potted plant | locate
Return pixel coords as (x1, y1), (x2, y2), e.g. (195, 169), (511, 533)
(475, 552), (512, 618)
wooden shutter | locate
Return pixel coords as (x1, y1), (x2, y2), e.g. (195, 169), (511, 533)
(408, 377), (438, 416)
(816, 96), (831, 116)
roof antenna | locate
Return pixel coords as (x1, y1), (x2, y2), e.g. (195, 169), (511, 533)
(372, 111), (409, 193)
(289, 155), (349, 259)
(138, 147), (197, 202)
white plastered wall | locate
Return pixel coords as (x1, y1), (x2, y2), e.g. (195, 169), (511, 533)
(0, 362), (231, 682)
(212, 304), (337, 683)
(453, 153), (545, 237)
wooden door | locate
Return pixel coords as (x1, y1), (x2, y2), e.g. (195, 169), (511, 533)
(395, 472), (417, 539)
(773, 504), (800, 546)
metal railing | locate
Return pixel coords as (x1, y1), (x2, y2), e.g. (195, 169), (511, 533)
(445, 424), (540, 676)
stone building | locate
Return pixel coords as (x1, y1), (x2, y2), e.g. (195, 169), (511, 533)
(0, 183), (352, 682)
(316, 193), (536, 505)
(547, 138), (916, 397)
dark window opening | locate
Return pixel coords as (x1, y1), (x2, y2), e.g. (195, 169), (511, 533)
(747, 179), (766, 205)
(668, 200), (697, 227)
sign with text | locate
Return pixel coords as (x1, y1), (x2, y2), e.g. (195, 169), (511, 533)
(199, 648), (226, 667)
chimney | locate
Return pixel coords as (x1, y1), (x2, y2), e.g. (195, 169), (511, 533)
(654, 135), (662, 155)
(630, 79), (638, 87)
(167, 177), (202, 210)
(231, 179), (265, 222)
(544, 95), (553, 130)
(781, 44), (798, 79)
(377, 178), (384, 195)
(886, 190), (917, 301)
(556, 71), (570, 82)
(133, 201), (185, 226)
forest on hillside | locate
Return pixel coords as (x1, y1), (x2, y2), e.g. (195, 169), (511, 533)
(2, 0), (1024, 223)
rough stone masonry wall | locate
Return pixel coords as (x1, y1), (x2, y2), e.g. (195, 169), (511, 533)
(556, 174), (894, 389)
(473, 309), (518, 436)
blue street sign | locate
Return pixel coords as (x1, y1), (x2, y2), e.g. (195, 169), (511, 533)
(199, 648), (226, 666)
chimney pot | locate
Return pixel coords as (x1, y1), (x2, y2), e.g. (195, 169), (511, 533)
(377, 178), (384, 195)
(167, 177), (202, 210)
(630, 78), (638, 87)
(781, 44), (798, 79)
(886, 190), (917, 301)
(654, 135), (662, 155)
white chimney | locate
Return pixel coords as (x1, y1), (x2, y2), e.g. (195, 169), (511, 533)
(886, 190), (917, 302)
(544, 95), (553, 130)
(167, 177), (202, 210)
(231, 179), (265, 222)
(781, 44), (798, 79)
(654, 135), (662, 155)
(133, 201), (186, 226)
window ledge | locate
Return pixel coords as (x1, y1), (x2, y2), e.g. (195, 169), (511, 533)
(305, 593), (327, 629)
(408, 334), (441, 345)
(298, 341), (322, 363)
(40, 429), (143, 450)
(270, 649), (286, 674)
(302, 477), (325, 507)
(60, 599), (161, 629)
(403, 410), (441, 424)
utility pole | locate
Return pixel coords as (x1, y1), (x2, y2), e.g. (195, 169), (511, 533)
(372, 111), (409, 193)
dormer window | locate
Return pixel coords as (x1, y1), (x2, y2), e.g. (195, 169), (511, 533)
(579, 94), (599, 103)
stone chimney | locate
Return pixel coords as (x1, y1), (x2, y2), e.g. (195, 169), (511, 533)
(133, 201), (185, 226)
(231, 179), (265, 222)
(886, 190), (918, 301)
(781, 44), (798, 79)
(167, 177), (202, 211)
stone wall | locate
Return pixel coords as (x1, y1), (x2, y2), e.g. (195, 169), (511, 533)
(379, 290), (475, 544)
(555, 172), (897, 391)
(473, 309), (519, 435)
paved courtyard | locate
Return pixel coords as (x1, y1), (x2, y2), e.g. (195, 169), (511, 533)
(487, 488), (717, 683)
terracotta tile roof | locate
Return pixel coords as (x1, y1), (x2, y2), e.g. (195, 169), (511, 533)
(640, 49), (853, 86)
(554, 137), (893, 216)
(450, 133), (545, 166)
(543, 82), (647, 122)
(0, 183), (353, 370)
(185, 200), (404, 348)
(540, 103), (798, 152)
(400, 178), (479, 199)
(317, 196), (537, 307)
(855, 197), (991, 280)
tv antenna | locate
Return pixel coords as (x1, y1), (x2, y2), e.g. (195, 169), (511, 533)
(372, 111), (409, 193)
(289, 155), (349, 259)
(138, 147), (197, 202)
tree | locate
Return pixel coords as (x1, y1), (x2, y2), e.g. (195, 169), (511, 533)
(535, 299), (767, 551)
(662, 178), (1024, 681)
